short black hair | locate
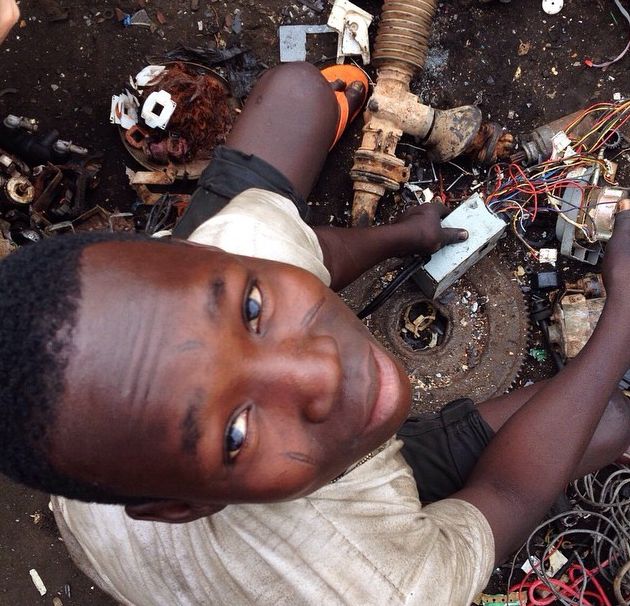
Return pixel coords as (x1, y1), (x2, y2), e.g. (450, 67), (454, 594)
(0, 232), (152, 505)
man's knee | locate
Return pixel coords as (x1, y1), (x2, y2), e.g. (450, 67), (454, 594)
(258, 62), (335, 110)
(582, 389), (630, 473)
(605, 390), (630, 444)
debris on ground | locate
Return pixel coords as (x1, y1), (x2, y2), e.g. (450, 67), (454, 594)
(1, 0), (630, 603)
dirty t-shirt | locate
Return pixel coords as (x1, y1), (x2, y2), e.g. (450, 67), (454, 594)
(52, 188), (495, 606)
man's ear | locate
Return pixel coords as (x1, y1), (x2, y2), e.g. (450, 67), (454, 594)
(124, 500), (226, 524)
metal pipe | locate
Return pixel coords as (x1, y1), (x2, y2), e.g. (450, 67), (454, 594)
(350, 0), (488, 226)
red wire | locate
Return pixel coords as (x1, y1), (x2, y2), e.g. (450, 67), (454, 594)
(509, 562), (612, 606)
(509, 163), (538, 221)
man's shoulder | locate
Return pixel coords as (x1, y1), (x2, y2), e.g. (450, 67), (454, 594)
(187, 188), (331, 286)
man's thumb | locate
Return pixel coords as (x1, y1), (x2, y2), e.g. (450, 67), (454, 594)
(442, 228), (469, 246)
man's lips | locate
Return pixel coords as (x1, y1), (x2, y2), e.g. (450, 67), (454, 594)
(363, 343), (406, 432)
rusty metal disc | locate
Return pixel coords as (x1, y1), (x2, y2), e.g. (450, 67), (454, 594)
(119, 63), (241, 180)
(342, 251), (529, 413)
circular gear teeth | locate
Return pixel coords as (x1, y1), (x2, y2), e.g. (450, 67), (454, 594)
(342, 250), (530, 413)
(603, 130), (623, 149)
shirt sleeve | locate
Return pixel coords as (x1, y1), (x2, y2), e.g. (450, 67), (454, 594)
(187, 188), (331, 286)
(411, 498), (495, 604)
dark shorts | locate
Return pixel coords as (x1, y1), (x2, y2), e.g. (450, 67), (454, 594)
(172, 146), (307, 239)
(397, 398), (495, 503)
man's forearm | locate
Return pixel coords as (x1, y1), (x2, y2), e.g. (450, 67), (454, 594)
(314, 225), (410, 291)
(456, 297), (630, 564)
(314, 202), (468, 291)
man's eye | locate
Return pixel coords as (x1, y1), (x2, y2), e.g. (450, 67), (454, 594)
(225, 409), (248, 461)
(244, 284), (262, 332)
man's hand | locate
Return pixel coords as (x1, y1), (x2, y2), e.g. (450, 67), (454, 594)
(393, 202), (469, 257)
(0, 0), (19, 44)
(602, 199), (630, 305)
(314, 202), (468, 291)
(453, 198), (630, 566)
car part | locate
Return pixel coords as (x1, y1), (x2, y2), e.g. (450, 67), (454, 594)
(532, 271), (559, 291)
(327, 0), (373, 64)
(0, 119), (88, 165)
(350, 0), (514, 225)
(343, 251), (529, 412)
(278, 25), (336, 62)
(531, 296), (564, 370)
(141, 90), (177, 130)
(585, 187), (629, 242)
(411, 193), (507, 298)
(118, 64), (239, 179)
(546, 275), (630, 390)
(555, 164), (627, 264)
(5, 176), (34, 205)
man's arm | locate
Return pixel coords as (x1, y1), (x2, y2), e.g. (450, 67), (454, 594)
(0, 0), (19, 43)
(453, 201), (630, 565)
(313, 202), (468, 291)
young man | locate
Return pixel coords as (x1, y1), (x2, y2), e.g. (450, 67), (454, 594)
(0, 62), (628, 605)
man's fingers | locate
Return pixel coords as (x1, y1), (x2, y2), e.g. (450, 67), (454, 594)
(441, 227), (469, 246)
(618, 198), (630, 212)
(423, 201), (449, 219)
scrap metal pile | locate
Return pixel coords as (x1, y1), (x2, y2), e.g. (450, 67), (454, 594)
(475, 466), (630, 606)
(112, 61), (237, 178)
(349, 97), (630, 412)
(0, 114), (134, 256)
(349, 97), (630, 604)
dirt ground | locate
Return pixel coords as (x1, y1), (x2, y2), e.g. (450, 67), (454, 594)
(0, 0), (628, 603)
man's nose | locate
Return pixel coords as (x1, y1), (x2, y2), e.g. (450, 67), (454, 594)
(257, 334), (342, 423)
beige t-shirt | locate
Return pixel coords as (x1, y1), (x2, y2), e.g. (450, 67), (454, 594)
(53, 188), (495, 606)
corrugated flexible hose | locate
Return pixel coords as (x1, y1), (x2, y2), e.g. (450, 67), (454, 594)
(373, 0), (437, 76)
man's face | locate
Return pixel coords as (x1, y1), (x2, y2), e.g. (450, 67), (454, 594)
(50, 240), (411, 508)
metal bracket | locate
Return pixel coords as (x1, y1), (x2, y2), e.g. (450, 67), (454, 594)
(327, 0), (373, 64)
(278, 24), (336, 62)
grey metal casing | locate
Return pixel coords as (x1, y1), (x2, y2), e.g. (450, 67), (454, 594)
(412, 193), (507, 298)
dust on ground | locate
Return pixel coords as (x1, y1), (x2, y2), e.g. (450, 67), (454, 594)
(0, 0), (628, 603)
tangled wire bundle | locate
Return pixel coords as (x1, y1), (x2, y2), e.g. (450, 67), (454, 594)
(146, 63), (235, 157)
(506, 466), (630, 605)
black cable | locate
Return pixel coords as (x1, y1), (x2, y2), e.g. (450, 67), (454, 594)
(357, 256), (426, 320)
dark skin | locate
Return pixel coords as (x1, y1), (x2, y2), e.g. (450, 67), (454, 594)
(456, 200), (630, 564)
(49, 64), (630, 567)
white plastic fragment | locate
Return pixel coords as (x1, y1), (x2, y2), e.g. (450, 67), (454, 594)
(110, 92), (139, 130)
(547, 549), (569, 576)
(278, 24), (335, 62)
(521, 555), (541, 574)
(539, 248), (558, 266)
(550, 131), (576, 162)
(29, 569), (47, 596)
(542, 0), (563, 14)
(129, 8), (152, 26)
(141, 90), (177, 130)
(135, 65), (166, 88)
(327, 0), (373, 64)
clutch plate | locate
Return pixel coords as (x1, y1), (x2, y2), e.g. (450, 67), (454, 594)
(342, 251), (530, 413)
